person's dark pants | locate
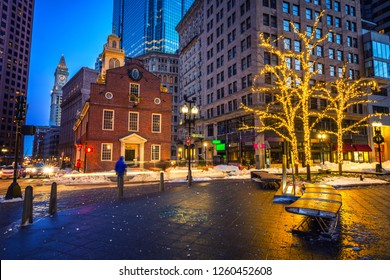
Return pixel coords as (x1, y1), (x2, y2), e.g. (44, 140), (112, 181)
(117, 173), (124, 198)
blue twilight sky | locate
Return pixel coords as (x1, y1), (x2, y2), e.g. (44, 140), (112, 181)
(24, 0), (113, 155)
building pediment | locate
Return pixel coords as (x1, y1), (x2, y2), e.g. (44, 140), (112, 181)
(119, 133), (147, 144)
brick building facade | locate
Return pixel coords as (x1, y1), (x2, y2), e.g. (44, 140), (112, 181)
(73, 62), (172, 172)
(59, 67), (99, 165)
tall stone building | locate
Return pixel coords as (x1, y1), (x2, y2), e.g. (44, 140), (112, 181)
(50, 55), (69, 126)
(0, 0), (35, 164)
(178, 0), (369, 166)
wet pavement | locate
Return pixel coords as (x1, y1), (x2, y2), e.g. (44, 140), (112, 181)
(0, 179), (390, 260)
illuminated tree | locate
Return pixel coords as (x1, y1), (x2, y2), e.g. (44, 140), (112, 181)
(322, 66), (379, 175)
(242, 12), (329, 179)
(241, 32), (301, 171)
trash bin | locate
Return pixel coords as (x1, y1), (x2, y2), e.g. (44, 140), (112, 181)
(376, 164), (382, 173)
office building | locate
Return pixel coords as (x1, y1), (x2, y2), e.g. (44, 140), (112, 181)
(112, 0), (194, 57)
(361, 0), (390, 35)
(0, 0), (34, 163)
(177, 0), (368, 166)
(59, 67), (99, 165)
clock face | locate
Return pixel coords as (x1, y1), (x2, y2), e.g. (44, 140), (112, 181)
(128, 68), (142, 81)
(59, 75), (66, 81)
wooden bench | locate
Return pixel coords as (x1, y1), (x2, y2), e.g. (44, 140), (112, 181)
(251, 171), (281, 190)
(285, 183), (342, 237)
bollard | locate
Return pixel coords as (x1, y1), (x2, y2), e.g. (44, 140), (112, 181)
(49, 182), (57, 215)
(21, 186), (33, 226)
(118, 175), (124, 199)
(159, 171), (165, 192)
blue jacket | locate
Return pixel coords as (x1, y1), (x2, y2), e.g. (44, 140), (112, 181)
(115, 156), (127, 174)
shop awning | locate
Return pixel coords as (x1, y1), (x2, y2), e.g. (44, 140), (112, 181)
(353, 144), (372, 152)
(334, 143), (355, 152)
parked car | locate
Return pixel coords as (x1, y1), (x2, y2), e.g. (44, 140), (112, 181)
(0, 165), (26, 179)
(25, 164), (54, 178)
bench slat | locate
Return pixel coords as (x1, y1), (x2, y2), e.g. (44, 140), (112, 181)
(303, 187), (341, 196)
(300, 192), (342, 203)
(286, 199), (341, 218)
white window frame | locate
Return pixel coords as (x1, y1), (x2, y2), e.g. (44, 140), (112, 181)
(151, 144), (161, 161)
(152, 113), (162, 133)
(101, 143), (113, 161)
(129, 83), (140, 102)
(102, 109), (114, 131)
(128, 111), (139, 132)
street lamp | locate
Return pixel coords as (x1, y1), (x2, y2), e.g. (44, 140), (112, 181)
(372, 121), (384, 171)
(181, 95), (198, 187)
(317, 132), (327, 165)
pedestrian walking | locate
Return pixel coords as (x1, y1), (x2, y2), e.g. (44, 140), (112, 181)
(76, 159), (81, 172)
(115, 156), (127, 198)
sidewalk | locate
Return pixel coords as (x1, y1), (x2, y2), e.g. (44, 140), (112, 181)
(1, 179), (390, 260)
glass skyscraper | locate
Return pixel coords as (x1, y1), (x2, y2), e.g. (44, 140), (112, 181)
(113, 0), (194, 57)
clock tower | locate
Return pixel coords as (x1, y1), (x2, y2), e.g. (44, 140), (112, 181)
(50, 55), (69, 126)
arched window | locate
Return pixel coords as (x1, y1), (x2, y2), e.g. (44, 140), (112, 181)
(112, 40), (117, 48)
(109, 58), (120, 69)
(169, 76), (173, 83)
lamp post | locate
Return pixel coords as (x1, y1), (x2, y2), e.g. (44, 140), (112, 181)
(317, 132), (327, 165)
(372, 121), (384, 171)
(181, 95), (198, 187)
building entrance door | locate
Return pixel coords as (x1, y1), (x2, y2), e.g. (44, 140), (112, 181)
(125, 149), (135, 161)
(125, 144), (139, 166)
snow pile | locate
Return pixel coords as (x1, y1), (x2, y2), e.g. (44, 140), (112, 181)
(319, 176), (388, 187)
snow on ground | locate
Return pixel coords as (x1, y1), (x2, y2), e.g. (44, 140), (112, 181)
(319, 176), (388, 187)
(41, 162), (390, 187)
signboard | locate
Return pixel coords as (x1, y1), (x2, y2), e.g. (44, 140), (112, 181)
(192, 133), (204, 138)
(186, 136), (191, 146)
(215, 144), (226, 151)
(212, 140), (221, 145)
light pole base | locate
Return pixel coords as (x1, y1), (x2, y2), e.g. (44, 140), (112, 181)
(5, 182), (22, 200)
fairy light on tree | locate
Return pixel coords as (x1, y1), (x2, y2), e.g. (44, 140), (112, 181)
(323, 65), (380, 175)
(242, 11), (330, 180)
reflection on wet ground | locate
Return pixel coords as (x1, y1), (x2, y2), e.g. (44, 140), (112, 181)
(1, 179), (389, 259)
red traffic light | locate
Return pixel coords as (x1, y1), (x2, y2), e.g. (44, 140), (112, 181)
(86, 146), (93, 153)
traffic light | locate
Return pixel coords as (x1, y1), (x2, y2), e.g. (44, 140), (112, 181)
(86, 146), (93, 153)
(15, 95), (26, 121)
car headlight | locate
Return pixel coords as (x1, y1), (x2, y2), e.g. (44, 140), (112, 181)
(43, 167), (53, 174)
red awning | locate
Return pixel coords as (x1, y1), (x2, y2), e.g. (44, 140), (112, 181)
(334, 143), (355, 152)
(353, 144), (372, 152)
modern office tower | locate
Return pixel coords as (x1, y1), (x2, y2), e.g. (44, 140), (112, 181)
(361, 0), (390, 34)
(137, 51), (180, 158)
(49, 55), (69, 126)
(178, 0), (368, 166)
(0, 0), (34, 164)
(112, 0), (194, 57)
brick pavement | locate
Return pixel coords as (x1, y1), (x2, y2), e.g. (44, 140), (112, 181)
(0, 179), (389, 260)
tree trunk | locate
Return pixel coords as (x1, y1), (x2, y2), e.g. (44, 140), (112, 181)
(306, 164), (311, 181)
